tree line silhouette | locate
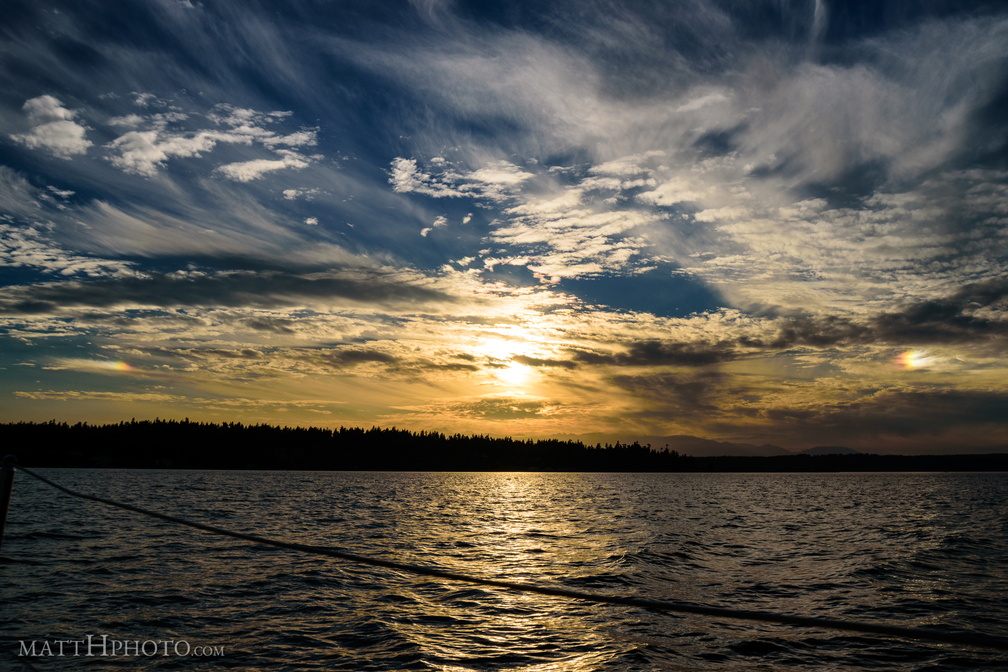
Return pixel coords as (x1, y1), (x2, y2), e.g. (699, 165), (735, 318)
(3, 419), (1005, 471)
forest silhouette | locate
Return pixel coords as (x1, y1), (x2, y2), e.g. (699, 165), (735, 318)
(3, 420), (1006, 471)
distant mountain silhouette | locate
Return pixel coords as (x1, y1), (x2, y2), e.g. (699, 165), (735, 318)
(799, 445), (861, 456)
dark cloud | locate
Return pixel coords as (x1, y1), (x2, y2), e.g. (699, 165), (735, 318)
(446, 397), (553, 420)
(0, 270), (452, 314)
(511, 354), (578, 369)
(756, 388), (1008, 449)
(869, 278), (1008, 343)
(243, 316), (297, 334)
(309, 349), (398, 368)
(753, 279), (1008, 349)
(609, 371), (726, 411)
(562, 278), (1006, 374)
(196, 348), (264, 360)
(570, 340), (736, 367)
(739, 315), (870, 349)
(419, 362), (480, 372)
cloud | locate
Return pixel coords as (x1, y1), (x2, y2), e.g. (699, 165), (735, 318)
(438, 396), (557, 420)
(242, 316), (297, 333)
(389, 157), (534, 200)
(869, 278), (1008, 343)
(420, 214), (447, 237)
(675, 92), (730, 113)
(609, 370), (726, 411)
(215, 150), (316, 182)
(0, 224), (138, 278)
(0, 269), (454, 314)
(360, 8), (1008, 308)
(283, 188), (321, 200)
(107, 130), (216, 176)
(636, 176), (703, 206)
(194, 348), (264, 360)
(48, 187), (372, 264)
(389, 158), (436, 194)
(15, 390), (179, 402)
(301, 348), (399, 370)
(104, 101), (319, 177)
(12, 389), (342, 415)
(10, 96), (92, 158)
(511, 355), (577, 369)
(388, 152), (676, 281)
(740, 279), (1008, 350)
(490, 199), (657, 280)
(755, 388), (1008, 451)
(0, 166), (51, 218)
(571, 340), (736, 367)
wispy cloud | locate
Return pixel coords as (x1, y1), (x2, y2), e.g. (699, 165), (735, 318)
(0, 268), (454, 315)
(0, 224), (138, 278)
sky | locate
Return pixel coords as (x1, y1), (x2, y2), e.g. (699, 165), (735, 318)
(0, 0), (1006, 454)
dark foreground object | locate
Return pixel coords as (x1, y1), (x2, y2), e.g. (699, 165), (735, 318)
(3, 420), (1006, 471)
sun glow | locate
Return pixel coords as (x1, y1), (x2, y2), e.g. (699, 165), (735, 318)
(472, 330), (543, 391)
(897, 349), (934, 370)
(496, 361), (532, 387)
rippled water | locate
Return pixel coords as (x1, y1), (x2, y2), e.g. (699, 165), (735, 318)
(2, 470), (1007, 671)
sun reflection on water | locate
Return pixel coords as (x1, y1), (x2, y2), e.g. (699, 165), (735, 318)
(381, 473), (638, 670)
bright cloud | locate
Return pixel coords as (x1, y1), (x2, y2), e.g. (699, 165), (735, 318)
(104, 101), (319, 176)
(390, 157), (534, 200)
(216, 150), (316, 182)
(10, 96), (92, 158)
(420, 214), (448, 237)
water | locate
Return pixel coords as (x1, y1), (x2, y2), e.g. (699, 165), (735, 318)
(2, 470), (1007, 671)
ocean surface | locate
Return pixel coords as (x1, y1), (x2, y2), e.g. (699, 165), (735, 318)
(2, 470), (1007, 671)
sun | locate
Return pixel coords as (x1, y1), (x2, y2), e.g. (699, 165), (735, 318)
(472, 330), (542, 391)
(496, 361), (532, 387)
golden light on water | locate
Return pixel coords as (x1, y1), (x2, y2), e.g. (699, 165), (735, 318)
(379, 474), (623, 672)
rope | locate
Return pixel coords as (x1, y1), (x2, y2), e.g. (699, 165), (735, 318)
(14, 465), (1008, 653)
